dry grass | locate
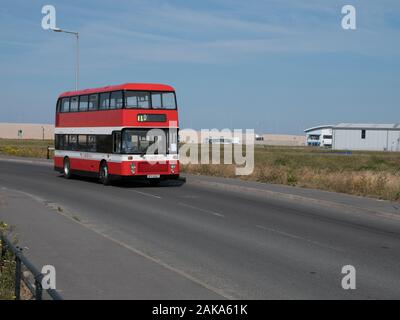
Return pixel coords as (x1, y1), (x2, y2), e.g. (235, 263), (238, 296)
(0, 222), (15, 300)
(181, 145), (400, 201)
(0, 139), (53, 158)
(0, 222), (33, 300)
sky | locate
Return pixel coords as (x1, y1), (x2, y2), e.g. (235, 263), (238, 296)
(0, 0), (399, 134)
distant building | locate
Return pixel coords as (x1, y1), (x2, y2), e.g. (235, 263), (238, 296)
(333, 123), (400, 152)
(305, 123), (400, 152)
(304, 125), (333, 147)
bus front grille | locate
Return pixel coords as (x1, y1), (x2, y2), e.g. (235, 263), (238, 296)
(137, 162), (169, 174)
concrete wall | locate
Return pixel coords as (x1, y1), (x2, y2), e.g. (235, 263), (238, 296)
(179, 130), (306, 146)
(0, 123), (54, 140)
(333, 128), (400, 151)
(179, 129), (245, 144)
(259, 134), (306, 146)
(0, 123), (307, 147)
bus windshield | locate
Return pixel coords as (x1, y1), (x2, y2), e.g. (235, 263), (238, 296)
(122, 129), (177, 155)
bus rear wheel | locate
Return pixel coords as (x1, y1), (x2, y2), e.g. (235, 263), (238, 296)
(99, 162), (110, 185)
(63, 158), (72, 179)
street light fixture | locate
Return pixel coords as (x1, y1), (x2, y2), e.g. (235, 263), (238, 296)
(51, 27), (80, 90)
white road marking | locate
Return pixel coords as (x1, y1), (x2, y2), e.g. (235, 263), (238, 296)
(256, 225), (343, 252)
(131, 190), (162, 199)
(179, 202), (225, 218)
(179, 195), (200, 199)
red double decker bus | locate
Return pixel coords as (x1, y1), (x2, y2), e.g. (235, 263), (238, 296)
(54, 83), (179, 185)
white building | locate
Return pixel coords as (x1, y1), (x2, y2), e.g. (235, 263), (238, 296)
(332, 123), (400, 152)
(304, 125), (333, 147)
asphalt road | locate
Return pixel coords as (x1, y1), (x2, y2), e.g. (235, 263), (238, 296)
(0, 157), (400, 299)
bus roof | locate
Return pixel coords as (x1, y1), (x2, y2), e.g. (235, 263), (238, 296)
(58, 83), (175, 98)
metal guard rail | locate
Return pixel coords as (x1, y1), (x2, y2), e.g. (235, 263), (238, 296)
(0, 231), (63, 300)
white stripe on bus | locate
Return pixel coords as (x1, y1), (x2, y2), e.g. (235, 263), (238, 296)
(55, 126), (178, 135)
(54, 150), (178, 163)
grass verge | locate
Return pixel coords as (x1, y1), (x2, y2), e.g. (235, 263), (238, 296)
(0, 139), (54, 158)
(181, 145), (400, 201)
(0, 222), (33, 300)
(0, 221), (15, 300)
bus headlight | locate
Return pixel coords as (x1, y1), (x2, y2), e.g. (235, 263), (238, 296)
(170, 163), (176, 173)
(130, 162), (136, 174)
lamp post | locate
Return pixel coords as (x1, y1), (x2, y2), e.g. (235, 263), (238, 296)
(51, 27), (79, 90)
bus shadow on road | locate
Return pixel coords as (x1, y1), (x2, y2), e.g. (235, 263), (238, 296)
(56, 173), (186, 188)
(116, 177), (186, 189)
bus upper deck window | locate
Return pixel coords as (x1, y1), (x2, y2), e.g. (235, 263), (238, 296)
(61, 98), (70, 112)
(151, 93), (162, 108)
(99, 92), (110, 110)
(162, 92), (176, 109)
(110, 91), (123, 109)
(79, 95), (89, 111)
(125, 91), (150, 109)
(70, 96), (79, 112)
(88, 94), (98, 111)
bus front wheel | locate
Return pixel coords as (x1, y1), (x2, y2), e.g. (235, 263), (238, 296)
(63, 157), (72, 179)
(99, 162), (110, 185)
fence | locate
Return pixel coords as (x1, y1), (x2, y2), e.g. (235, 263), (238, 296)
(0, 232), (62, 300)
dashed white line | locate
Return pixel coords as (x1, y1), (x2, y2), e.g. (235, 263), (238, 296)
(131, 190), (162, 199)
(179, 202), (225, 218)
(256, 225), (343, 252)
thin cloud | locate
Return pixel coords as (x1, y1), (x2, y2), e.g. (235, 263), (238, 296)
(1, 0), (400, 71)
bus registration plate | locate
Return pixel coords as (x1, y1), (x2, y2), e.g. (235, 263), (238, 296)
(147, 174), (160, 179)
